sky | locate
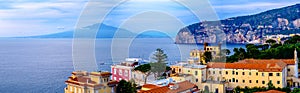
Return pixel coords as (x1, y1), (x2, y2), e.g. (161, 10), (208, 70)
(0, 0), (299, 37)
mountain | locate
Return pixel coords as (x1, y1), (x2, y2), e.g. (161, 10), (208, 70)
(25, 24), (136, 38)
(176, 3), (300, 44)
(24, 24), (171, 38)
(136, 31), (170, 38)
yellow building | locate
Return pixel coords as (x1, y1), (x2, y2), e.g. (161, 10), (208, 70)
(64, 71), (118, 93)
(189, 43), (221, 64)
(170, 50), (300, 93)
(207, 61), (288, 88)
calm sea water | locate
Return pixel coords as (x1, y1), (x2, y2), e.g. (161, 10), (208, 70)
(0, 38), (244, 93)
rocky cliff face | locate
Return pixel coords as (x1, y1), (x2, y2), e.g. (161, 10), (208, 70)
(293, 19), (300, 28)
(176, 4), (300, 44)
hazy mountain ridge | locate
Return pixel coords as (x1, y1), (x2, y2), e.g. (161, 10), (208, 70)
(23, 24), (169, 38)
(176, 3), (300, 44)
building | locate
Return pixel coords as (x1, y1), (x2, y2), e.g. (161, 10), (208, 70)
(170, 49), (300, 93)
(111, 58), (144, 81)
(131, 70), (156, 86)
(171, 62), (225, 93)
(189, 43), (222, 64)
(138, 81), (199, 93)
(64, 71), (118, 93)
(254, 90), (285, 93)
(111, 58), (155, 86)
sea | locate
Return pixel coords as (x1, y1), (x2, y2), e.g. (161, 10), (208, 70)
(0, 38), (244, 93)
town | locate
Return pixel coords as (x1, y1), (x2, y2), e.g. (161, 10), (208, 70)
(63, 35), (300, 93)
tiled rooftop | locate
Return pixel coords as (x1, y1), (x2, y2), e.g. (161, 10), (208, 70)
(139, 81), (198, 93)
(207, 59), (294, 72)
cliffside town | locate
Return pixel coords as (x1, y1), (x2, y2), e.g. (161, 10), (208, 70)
(176, 4), (300, 44)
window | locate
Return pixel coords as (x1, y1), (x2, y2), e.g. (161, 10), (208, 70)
(114, 77), (116, 80)
(188, 70), (190, 72)
(219, 71), (222, 74)
(236, 72), (238, 75)
(249, 80), (252, 83)
(209, 71), (211, 74)
(243, 80), (245, 83)
(119, 69), (122, 75)
(195, 71), (198, 76)
(213, 71), (215, 74)
(226, 71), (228, 75)
(277, 81), (280, 84)
(236, 79), (238, 82)
(256, 80), (258, 83)
(262, 73), (264, 76)
(232, 78), (235, 82)
(232, 71), (235, 75)
(196, 79), (198, 82)
(179, 69), (181, 72)
(114, 69), (117, 74)
(229, 79), (231, 82)
(262, 81), (265, 84)
(288, 69), (291, 71)
(124, 70), (128, 77)
(276, 73), (280, 76)
(242, 72), (245, 75)
(269, 73), (273, 76)
(249, 72), (251, 75)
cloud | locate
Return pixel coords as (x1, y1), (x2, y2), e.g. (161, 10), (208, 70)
(0, 0), (299, 37)
(0, 0), (87, 37)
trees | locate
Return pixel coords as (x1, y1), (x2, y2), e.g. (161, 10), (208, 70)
(204, 51), (212, 63)
(116, 80), (137, 93)
(291, 88), (300, 93)
(266, 39), (277, 45)
(151, 48), (168, 63)
(285, 35), (300, 44)
(134, 64), (151, 84)
(151, 48), (168, 79)
(267, 81), (275, 90)
(221, 49), (231, 56)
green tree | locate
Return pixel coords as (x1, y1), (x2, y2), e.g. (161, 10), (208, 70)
(285, 35), (300, 44)
(267, 81), (275, 90)
(151, 48), (168, 63)
(116, 80), (137, 93)
(204, 51), (212, 63)
(134, 64), (151, 84)
(221, 49), (231, 56)
(266, 39), (277, 45)
(151, 48), (168, 79)
(291, 88), (300, 93)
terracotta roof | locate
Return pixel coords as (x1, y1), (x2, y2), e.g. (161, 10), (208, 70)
(207, 59), (289, 72)
(243, 59), (295, 65)
(142, 84), (160, 89)
(90, 72), (111, 77)
(254, 90), (285, 93)
(65, 71), (112, 88)
(139, 81), (197, 93)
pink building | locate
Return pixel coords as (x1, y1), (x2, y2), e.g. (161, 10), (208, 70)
(111, 58), (144, 81)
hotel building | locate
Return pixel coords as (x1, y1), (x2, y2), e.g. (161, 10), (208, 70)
(171, 50), (300, 93)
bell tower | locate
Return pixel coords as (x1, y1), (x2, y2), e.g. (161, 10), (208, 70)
(294, 49), (298, 78)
